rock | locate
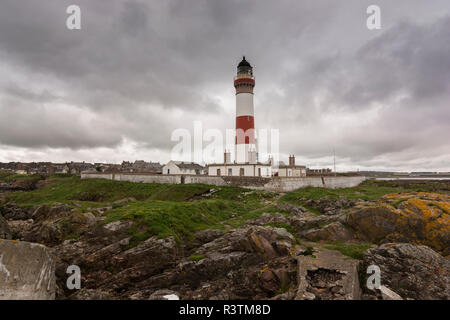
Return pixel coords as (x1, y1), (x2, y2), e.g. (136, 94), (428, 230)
(361, 243), (450, 300)
(71, 212), (97, 225)
(0, 240), (55, 300)
(303, 222), (354, 242)
(113, 197), (135, 205)
(347, 193), (450, 255)
(7, 219), (33, 239)
(193, 229), (224, 246)
(31, 204), (71, 222)
(259, 269), (280, 293)
(0, 204), (32, 220)
(149, 289), (180, 300)
(296, 248), (361, 300)
(103, 220), (133, 232)
(379, 285), (402, 300)
(68, 288), (115, 300)
(0, 214), (11, 239)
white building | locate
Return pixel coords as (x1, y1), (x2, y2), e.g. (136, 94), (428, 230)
(162, 161), (204, 175)
(277, 156), (306, 177)
(207, 163), (272, 177)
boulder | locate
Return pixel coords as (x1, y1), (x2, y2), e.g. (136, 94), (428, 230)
(361, 243), (450, 300)
(0, 240), (55, 300)
(303, 222), (354, 242)
(346, 193), (450, 255)
(193, 229), (224, 246)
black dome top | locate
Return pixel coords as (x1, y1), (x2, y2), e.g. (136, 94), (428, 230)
(238, 56), (251, 68)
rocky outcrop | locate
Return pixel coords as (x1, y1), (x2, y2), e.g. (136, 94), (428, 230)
(346, 193), (450, 255)
(0, 240), (55, 300)
(361, 243), (450, 300)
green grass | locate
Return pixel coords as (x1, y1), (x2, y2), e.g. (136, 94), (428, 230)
(280, 181), (409, 204)
(0, 172), (44, 184)
(2, 176), (264, 207)
(189, 254), (205, 262)
(5, 175), (442, 249)
(324, 241), (372, 260)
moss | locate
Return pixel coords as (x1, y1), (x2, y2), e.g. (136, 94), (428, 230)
(189, 254), (205, 262)
(324, 241), (372, 260)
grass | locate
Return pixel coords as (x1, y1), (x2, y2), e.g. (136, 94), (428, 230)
(3, 175), (446, 248)
(280, 181), (410, 203)
(189, 254), (205, 262)
(1, 176), (278, 246)
(324, 241), (372, 260)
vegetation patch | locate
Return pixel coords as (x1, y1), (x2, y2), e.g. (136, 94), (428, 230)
(189, 254), (205, 262)
(324, 241), (372, 260)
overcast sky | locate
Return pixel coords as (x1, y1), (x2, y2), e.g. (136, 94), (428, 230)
(0, 0), (449, 171)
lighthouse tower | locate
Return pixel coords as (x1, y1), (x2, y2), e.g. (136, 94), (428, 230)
(234, 56), (256, 163)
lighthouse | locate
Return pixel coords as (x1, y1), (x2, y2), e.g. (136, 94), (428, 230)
(234, 56), (256, 163)
(207, 56), (273, 177)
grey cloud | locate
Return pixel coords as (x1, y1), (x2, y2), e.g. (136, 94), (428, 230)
(0, 0), (449, 170)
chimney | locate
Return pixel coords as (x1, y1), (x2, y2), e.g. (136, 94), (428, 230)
(289, 155), (295, 166)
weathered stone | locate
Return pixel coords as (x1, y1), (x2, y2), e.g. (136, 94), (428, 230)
(347, 193), (450, 255)
(303, 222), (354, 242)
(149, 289), (180, 300)
(379, 285), (402, 300)
(0, 240), (55, 300)
(296, 248), (361, 300)
(68, 288), (115, 300)
(193, 229), (224, 246)
(361, 243), (450, 300)
(102, 220), (132, 232)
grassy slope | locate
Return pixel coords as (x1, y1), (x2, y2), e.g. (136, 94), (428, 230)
(1, 175), (279, 244)
(1, 174), (447, 247)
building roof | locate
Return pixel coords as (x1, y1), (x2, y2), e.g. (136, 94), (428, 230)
(173, 161), (204, 170)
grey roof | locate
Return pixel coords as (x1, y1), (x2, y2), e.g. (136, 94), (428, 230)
(174, 161), (204, 170)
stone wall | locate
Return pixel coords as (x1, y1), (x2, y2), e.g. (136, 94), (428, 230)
(81, 172), (366, 191)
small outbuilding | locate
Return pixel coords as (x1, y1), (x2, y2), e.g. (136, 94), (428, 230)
(162, 161), (204, 175)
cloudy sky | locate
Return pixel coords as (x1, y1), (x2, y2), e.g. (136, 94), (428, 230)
(0, 0), (449, 171)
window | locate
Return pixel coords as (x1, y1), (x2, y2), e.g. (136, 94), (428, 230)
(217, 169), (221, 176)
(228, 168), (232, 176)
(167, 169), (170, 174)
(240, 168), (244, 176)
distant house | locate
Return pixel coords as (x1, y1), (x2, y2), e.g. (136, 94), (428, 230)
(162, 161), (204, 175)
(277, 155), (306, 177)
